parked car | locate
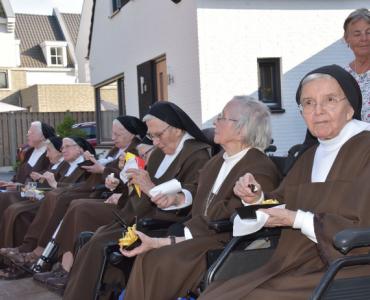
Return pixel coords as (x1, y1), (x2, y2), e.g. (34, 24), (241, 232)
(72, 121), (97, 148)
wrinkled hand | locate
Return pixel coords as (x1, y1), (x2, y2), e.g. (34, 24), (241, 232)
(151, 193), (183, 209)
(81, 151), (104, 174)
(233, 173), (262, 204)
(260, 207), (296, 227)
(104, 193), (121, 205)
(30, 172), (42, 181)
(42, 171), (57, 188)
(105, 175), (120, 191)
(120, 230), (157, 257)
(126, 169), (155, 196)
(0, 180), (10, 187)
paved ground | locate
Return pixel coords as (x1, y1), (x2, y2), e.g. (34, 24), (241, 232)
(0, 277), (62, 300)
(0, 170), (62, 299)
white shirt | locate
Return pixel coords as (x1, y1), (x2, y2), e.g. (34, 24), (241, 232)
(155, 133), (194, 211)
(294, 119), (370, 243)
(51, 157), (64, 170)
(65, 155), (84, 177)
(184, 148), (250, 240)
(98, 148), (125, 166)
(27, 146), (47, 167)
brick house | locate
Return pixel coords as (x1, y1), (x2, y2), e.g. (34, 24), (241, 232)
(0, 0), (95, 112)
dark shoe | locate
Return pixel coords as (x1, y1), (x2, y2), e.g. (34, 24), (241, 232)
(0, 266), (30, 280)
(46, 266), (69, 294)
(8, 251), (38, 267)
(33, 263), (63, 284)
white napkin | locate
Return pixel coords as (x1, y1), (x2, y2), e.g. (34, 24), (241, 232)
(149, 179), (182, 197)
(120, 158), (139, 184)
(233, 204), (286, 236)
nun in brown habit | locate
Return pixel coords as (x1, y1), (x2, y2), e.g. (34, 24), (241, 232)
(1, 116), (146, 263)
(119, 97), (280, 300)
(56, 101), (213, 299)
(198, 65), (370, 300)
(0, 122), (55, 221)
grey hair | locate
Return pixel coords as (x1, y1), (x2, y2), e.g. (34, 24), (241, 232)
(30, 121), (43, 137)
(301, 73), (335, 87)
(343, 8), (370, 33)
(230, 96), (272, 151)
(142, 114), (157, 122)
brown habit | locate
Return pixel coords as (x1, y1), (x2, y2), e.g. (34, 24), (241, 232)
(63, 139), (211, 300)
(0, 148), (50, 223)
(199, 131), (370, 300)
(0, 160), (87, 248)
(16, 141), (138, 253)
(123, 148), (281, 300)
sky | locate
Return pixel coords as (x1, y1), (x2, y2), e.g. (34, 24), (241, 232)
(9, 0), (84, 15)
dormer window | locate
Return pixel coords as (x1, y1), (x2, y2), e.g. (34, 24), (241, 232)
(50, 47), (63, 65)
(40, 41), (68, 67)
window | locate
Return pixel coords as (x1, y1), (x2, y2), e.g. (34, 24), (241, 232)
(257, 58), (284, 112)
(50, 47), (64, 65)
(112, 0), (130, 13)
(95, 76), (126, 144)
(0, 71), (8, 89)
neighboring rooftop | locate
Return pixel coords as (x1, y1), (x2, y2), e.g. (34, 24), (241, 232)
(15, 13), (80, 68)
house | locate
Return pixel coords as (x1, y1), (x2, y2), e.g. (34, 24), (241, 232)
(0, 0), (95, 112)
(87, 0), (364, 153)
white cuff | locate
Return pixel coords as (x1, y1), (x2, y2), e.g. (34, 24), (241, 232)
(293, 210), (317, 243)
(98, 156), (114, 166)
(184, 227), (193, 240)
(242, 192), (264, 206)
(160, 188), (193, 211)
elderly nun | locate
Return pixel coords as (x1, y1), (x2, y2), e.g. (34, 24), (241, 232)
(199, 65), (370, 300)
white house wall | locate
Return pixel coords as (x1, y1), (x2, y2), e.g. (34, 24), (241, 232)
(0, 26), (19, 67)
(196, 0), (365, 154)
(26, 69), (76, 86)
(89, 0), (202, 122)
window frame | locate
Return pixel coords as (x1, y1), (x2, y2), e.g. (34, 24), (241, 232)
(50, 47), (64, 66)
(0, 70), (9, 89)
(112, 0), (130, 15)
(257, 58), (285, 113)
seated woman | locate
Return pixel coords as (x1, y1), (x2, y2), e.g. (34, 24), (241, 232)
(1, 136), (95, 269)
(58, 101), (212, 299)
(120, 96), (281, 300)
(0, 121), (55, 219)
(198, 65), (370, 300)
(0, 116), (145, 263)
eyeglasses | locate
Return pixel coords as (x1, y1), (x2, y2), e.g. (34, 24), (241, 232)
(298, 96), (347, 114)
(147, 125), (170, 140)
(216, 113), (239, 123)
(61, 143), (78, 151)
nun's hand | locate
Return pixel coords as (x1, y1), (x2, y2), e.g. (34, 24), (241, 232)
(234, 173), (262, 204)
(260, 208), (296, 227)
(151, 193), (184, 209)
(104, 193), (121, 205)
(120, 231), (158, 257)
(81, 151), (104, 174)
(42, 171), (57, 188)
(126, 169), (155, 196)
(30, 172), (42, 181)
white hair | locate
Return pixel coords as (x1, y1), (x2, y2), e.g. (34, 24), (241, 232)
(230, 96), (272, 151)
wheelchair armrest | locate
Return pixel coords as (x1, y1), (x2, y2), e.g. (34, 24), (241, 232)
(334, 227), (370, 254)
(137, 218), (177, 231)
(208, 219), (233, 233)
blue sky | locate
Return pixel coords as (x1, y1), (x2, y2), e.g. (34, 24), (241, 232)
(9, 0), (84, 15)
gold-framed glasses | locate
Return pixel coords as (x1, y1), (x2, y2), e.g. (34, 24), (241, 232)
(147, 125), (170, 140)
(298, 96), (347, 113)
